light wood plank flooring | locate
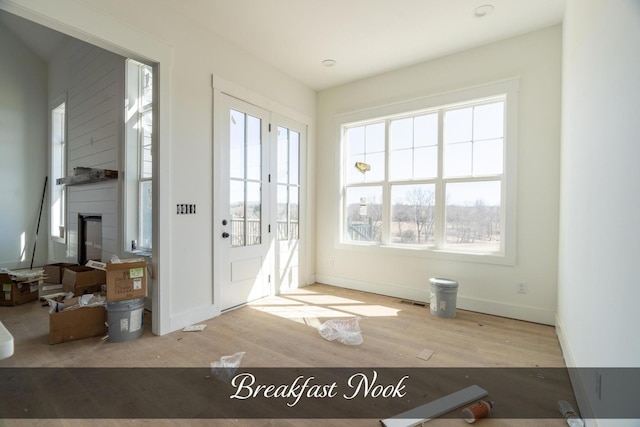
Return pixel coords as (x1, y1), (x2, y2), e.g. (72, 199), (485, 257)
(0, 283), (569, 426)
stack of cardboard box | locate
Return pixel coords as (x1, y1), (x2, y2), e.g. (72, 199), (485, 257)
(0, 272), (41, 307)
(47, 259), (148, 344)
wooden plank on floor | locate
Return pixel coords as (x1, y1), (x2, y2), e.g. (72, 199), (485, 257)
(380, 384), (488, 427)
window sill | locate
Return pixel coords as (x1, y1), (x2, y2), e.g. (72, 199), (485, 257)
(336, 241), (514, 266)
(125, 249), (152, 258)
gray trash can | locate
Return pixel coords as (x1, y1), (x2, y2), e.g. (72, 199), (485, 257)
(429, 278), (458, 318)
(107, 298), (145, 342)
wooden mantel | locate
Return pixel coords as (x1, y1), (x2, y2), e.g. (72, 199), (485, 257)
(56, 168), (118, 186)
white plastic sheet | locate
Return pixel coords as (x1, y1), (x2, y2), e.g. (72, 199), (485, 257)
(317, 318), (363, 345)
(211, 351), (245, 382)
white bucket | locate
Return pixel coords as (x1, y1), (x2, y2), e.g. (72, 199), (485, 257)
(429, 278), (459, 318)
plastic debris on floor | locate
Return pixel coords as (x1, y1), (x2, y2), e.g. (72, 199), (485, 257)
(317, 317), (363, 345)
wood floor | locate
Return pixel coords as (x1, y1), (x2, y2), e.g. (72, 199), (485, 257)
(0, 283), (570, 426)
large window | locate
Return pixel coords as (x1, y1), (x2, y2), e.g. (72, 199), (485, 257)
(125, 59), (153, 252)
(341, 81), (516, 260)
(50, 97), (66, 241)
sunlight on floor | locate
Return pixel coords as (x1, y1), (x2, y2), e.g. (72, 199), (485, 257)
(248, 288), (400, 327)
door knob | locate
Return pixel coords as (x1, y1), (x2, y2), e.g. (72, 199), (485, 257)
(222, 219), (228, 226)
(222, 232), (230, 238)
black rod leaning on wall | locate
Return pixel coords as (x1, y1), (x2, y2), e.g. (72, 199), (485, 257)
(30, 176), (48, 270)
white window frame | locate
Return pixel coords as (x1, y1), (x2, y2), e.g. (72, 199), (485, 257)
(124, 59), (153, 254)
(50, 94), (67, 243)
(337, 79), (518, 265)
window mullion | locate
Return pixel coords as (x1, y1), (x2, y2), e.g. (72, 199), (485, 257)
(382, 118), (391, 244)
(434, 109), (446, 249)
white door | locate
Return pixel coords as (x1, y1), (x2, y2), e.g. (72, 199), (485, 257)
(219, 95), (272, 310)
(272, 116), (305, 292)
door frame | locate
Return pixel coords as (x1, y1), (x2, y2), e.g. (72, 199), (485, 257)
(212, 75), (311, 309)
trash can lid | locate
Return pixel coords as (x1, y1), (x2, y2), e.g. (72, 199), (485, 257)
(429, 278), (458, 287)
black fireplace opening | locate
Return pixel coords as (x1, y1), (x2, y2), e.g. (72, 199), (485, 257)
(78, 214), (102, 265)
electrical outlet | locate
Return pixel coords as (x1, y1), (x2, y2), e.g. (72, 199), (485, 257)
(517, 281), (528, 294)
(596, 371), (602, 400)
(328, 257), (334, 267)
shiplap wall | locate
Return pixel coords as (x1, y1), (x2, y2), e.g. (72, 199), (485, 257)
(65, 41), (124, 262)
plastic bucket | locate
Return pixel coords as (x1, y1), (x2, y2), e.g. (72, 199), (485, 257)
(429, 278), (458, 318)
(107, 298), (145, 342)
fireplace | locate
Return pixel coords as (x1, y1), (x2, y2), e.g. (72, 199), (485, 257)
(78, 214), (102, 265)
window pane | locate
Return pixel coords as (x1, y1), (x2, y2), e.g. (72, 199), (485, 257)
(473, 138), (503, 175)
(366, 122), (385, 153)
(246, 181), (261, 245)
(290, 186), (299, 240)
(414, 146), (438, 179)
(389, 148), (412, 180)
(348, 154), (366, 184)
(444, 107), (472, 143)
(444, 142), (472, 177)
(230, 110), (245, 179)
(414, 113), (438, 147)
(445, 181), (501, 252)
(366, 151), (385, 182)
(230, 180), (245, 247)
(141, 65), (153, 108)
(140, 181), (152, 249)
(141, 112), (152, 179)
(390, 118), (413, 150)
(277, 127), (288, 184)
(473, 102), (504, 140)
(345, 186), (383, 243)
(347, 126), (365, 155)
(290, 130), (300, 185)
(246, 114), (261, 181)
(390, 184), (435, 245)
(277, 184), (288, 241)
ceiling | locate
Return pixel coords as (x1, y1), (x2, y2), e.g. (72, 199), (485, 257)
(163, 0), (566, 90)
(1, 0), (566, 90)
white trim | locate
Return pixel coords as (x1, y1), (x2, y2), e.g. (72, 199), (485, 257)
(48, 93), (67, 245)
(211, 74), (313, 309)
(211, 75), (312, 125)
(555, 315), (600, 426)
(335, 78), (520, 121)
(316, 273), (555, 325)
(1, 0), (174, 336)
(335, 78), (519, 265)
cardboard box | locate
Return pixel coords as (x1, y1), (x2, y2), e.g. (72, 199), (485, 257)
(49, 305), (107, 344)
(38, 282), (65, 299)
(104, 261), (147, 302)
(62, 266), (106, 296)
(43, 263), (77, 284)
(1, 274), (39, 306)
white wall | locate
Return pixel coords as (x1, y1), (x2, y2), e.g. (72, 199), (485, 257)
(0, 0), (316, 334)
(558, 0), (640, 423)
(0, 22), (48, 269)
(61, 41), (124, 264)
(316, 26), (562, 325)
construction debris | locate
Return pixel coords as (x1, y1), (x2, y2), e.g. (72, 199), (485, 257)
(317, 318), (363, 345)
(183, 324), (207, 332)
(380, 385), (488, 427)
(416, 348), (434, 362)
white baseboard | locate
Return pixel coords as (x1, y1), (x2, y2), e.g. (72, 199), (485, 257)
(315, 274), (555, 325)
(555, 314), (600, 427)
(169, 304), (220, 333)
